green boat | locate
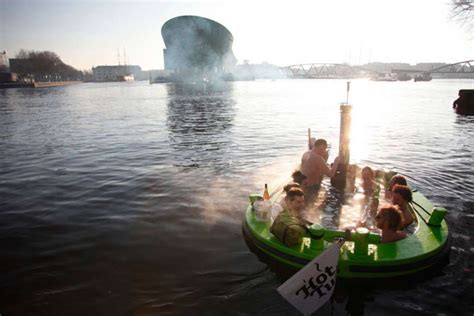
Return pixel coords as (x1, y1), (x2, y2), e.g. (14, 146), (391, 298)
(242, 184), (451, 280)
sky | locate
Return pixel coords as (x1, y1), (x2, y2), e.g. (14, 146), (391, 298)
(1, 0), (473, 70)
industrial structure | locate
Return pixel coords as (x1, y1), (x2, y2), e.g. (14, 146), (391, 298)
(161, 15), (237, 82)
(91, 65), (142, 82)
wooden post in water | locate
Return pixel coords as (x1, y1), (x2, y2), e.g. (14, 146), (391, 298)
(331, 82), (352, 189)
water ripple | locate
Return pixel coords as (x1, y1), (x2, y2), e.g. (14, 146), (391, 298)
(1, 80), (473, 315)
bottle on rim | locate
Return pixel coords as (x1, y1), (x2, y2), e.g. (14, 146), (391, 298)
(259, 184), (271, 220)
(263, 183), (270, 201)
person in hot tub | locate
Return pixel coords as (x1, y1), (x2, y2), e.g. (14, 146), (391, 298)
(361, 166), (380, 198)
(300, 138), (340, 202)
(375, 205), (407, 243)
(345, 204), (407, 243)
(279, 182), (301, 210)
(385, 174), (408, 199)
(391, 184), (414, 227)
(271, 187), (310, 247)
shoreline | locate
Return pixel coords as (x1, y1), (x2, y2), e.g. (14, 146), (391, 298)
(0, 81), (82, 89)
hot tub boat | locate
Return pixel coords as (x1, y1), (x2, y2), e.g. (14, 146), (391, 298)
(242, 184), (451, 280)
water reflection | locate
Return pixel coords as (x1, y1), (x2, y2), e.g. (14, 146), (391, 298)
(166, 82), (236, 173)
(0, 86), (68, 100)
(1, 80), (472, 315)
(304, 183), (348, 229)
(454, 114), (474, 126)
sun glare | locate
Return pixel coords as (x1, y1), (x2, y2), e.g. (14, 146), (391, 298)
(348, 82), (373, 162)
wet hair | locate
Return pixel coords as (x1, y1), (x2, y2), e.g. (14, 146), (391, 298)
(361, 166), (375, 178)
(389, 175), (408, 191)
(291, 170), (307, 185)
(392, 184), (413, 202)
(378, 205), (404, 231)
(314, 139), (328, 148)
(283, 182), (301, 192)
(286, 187), (304, 200)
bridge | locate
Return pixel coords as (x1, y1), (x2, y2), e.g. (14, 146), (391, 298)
(281, 60), (474, 79)
(392, 60), (474, 75)
(281, 63), (375, 79)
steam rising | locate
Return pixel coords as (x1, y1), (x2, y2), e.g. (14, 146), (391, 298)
(198, 160), (299, 227)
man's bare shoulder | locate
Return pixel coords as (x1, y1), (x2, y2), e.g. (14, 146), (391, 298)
(305, 151), (324, 162)
(301, 150), (312, 161)
(314, 154), (326, 164)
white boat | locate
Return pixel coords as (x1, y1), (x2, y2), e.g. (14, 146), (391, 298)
(370, 73), (397, 81)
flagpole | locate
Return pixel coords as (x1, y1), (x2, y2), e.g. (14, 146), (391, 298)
(346, 81), (350, 104)
(308, 128), (312, 149)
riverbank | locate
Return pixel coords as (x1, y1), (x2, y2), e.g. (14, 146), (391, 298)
(0, 81), (82, 89)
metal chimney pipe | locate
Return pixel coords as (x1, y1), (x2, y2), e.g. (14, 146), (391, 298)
(331, 103), (352, 188)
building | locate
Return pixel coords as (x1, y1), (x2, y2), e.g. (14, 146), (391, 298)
(9, 58), (34, 75)
(161, 15), (237, 81)
(91, 65), (143, 82)
(0, 51), (8, 71)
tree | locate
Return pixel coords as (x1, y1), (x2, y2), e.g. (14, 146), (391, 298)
(16, 49), (30, 59)
(13, 49), (82, 81)
(451, 0), (474, 30)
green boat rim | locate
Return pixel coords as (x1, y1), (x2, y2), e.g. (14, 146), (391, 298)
(243, 187), (451, 279)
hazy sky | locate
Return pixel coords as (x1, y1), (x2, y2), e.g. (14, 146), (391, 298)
(1, 0), (472, 70)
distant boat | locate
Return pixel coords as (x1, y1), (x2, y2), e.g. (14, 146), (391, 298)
(370, 73), (397, 81)
(91, 74), (134, 83)
(397, 73), (412, 81)
(414, 73), (432, 82)
(149, 76), (171, 84)
(116, 74), (134, 82)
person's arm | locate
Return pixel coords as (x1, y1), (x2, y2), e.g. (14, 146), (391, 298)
(322, 156), (340, 177)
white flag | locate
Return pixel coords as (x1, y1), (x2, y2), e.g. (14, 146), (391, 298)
(277, 242), (341, 315)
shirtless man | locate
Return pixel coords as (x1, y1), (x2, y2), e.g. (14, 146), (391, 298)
(300, 139), (340, 198)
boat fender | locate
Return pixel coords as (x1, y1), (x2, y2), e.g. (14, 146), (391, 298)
(428, 207), (447, 227)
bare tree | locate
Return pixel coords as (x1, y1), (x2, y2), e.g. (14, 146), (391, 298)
(13, 49), (82, 81)
(451, 0), (474, 30)
(15, 49), (31, 59)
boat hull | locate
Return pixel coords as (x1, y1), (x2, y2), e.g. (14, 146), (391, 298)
(242, 190), (450, 279)
(453, 89), (474, 115)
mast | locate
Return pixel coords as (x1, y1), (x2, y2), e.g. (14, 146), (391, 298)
(123, 48), (128, 75)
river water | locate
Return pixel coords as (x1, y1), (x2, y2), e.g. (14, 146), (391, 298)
(1, 79), (473, 315)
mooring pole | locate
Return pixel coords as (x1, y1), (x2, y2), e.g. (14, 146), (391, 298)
(331, 82), (352, 189)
